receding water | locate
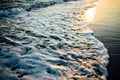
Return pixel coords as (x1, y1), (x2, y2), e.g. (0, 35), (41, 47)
(0, 0), (109, 80)
(85, 0), (120, 80)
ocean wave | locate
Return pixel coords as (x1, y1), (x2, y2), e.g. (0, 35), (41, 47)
(0, 0), (81, 17)
(0, 0), (109, 80)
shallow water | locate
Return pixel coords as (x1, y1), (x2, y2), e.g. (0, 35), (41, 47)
(85, 0), (120, 79)
(0, 0), (109, 80)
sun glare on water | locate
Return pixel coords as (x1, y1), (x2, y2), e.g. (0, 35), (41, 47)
(85, 8), (95, 23)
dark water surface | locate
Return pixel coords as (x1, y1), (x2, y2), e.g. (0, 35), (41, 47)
(85, 0), (120, 79)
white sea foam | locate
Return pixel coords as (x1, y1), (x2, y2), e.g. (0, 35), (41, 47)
(0, 0), (109, 80)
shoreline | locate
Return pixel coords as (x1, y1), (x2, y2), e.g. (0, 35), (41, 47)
(85, 0), (120, 79)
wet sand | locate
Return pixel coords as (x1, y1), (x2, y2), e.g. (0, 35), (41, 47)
(89, 23), (120, 80)
(85, 0), (120, 79)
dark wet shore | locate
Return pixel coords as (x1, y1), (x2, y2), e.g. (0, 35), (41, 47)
(89, 24), (120, 80)
(84, 0), (120, 79)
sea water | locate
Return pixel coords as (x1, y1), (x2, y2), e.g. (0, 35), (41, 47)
(0, 0), (109, 80)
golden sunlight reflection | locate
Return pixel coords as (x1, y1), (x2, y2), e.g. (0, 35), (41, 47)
(85, 8), (95, 23)
(90, 0), (120, 23)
